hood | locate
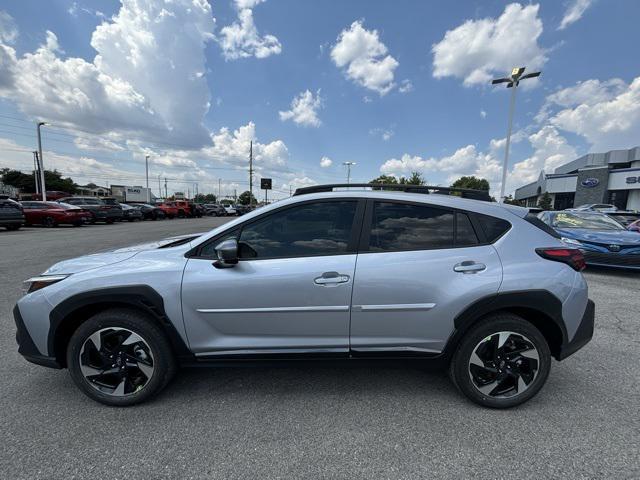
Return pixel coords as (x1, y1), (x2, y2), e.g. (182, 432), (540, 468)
(43, 232), (204, 275)
(556, 228), (640, 246)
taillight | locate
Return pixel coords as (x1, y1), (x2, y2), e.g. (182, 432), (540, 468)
(536, 248), (586, 271)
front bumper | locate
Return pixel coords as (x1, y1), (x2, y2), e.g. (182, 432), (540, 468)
(14, 305), (61, 369)
(557, 299), (595, 360)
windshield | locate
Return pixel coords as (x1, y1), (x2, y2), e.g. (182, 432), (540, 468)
(551, 212), (624, 230)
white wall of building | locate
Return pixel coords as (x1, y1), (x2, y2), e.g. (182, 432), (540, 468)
(628, 190), (640, 211)
(546, 176), (577, 193)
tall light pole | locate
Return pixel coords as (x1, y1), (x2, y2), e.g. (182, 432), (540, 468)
(145, 155), (150, 203)
(36, 122), (47, 201)
(491, 67), (541, 202)
(343, 161), (356, 184)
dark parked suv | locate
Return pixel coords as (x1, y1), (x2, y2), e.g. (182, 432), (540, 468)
(58, 197), (121, 224)
(0, 197), (24, 230)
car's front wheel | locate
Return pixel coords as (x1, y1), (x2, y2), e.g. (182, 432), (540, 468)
(449, 313), (551, 409)
(66, 309), (177, 406)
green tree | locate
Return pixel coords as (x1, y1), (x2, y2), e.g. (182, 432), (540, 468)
(369, 175), (399, 185)
(237, 190), (257, 205)
(194, 193), (217, 204)
(0, 168), (77, 194)
(370, 172), (425, 187)
(503, 194), (522, 206)
(538, 192), (553, 210)
(450, 176), (490, 191)
(399, 171), (426, 185)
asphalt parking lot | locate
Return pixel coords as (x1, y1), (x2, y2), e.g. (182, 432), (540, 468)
(0, 218), (638, 479)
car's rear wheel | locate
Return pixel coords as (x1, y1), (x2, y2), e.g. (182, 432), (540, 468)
(449, 313), (551, 409)
(43, 216), (57, 228)
(67, 309), (177, 406)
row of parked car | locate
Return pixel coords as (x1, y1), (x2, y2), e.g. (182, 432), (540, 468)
(0, 195), (255, 230)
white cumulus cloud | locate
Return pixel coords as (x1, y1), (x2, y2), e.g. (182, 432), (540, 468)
(279, 89), (323, 127)
(331, 20), (399, 95)
(0, 11), (18, 44)
(0, 0), (216, 148)
(432, 3), (546, 86)
(558, 0), (594, 30)
(320, 156), (333, 168)
(219, 0), (281, 60)
(541, 77), (640, 151)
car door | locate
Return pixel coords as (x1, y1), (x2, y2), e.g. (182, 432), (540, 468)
(181, 199), (365, 357)
(349, 200), (503, 355)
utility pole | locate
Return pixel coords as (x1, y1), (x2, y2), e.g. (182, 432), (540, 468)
(33, 151), (40, 195)
(36, 122), (47, 201)
(289, 185), (292, 197)
(491, 67), (541, 202)
(218, 178), (221, 198)
(343, 161), (356, 184)
(158, 175), (162, 200)
(249, 141), (253, 207)
(164, 178), (168, 199)
(145, 155), (150, 203)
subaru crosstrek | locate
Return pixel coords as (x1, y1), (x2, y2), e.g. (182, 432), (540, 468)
(14, 185), (594, 408)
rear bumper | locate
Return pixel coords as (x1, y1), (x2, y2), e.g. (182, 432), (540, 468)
(14, 305), (61, 369)
(582, 250), (640, 269)
(557, 299), (595, 360)
(0, 217), (24, 226)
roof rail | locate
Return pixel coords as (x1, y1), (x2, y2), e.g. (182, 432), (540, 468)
(293, 183), (492, 202)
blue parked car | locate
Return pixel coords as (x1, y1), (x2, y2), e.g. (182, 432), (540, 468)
(538, 211), (640, 270)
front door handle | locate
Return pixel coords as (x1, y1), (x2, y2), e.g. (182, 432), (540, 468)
(314, 271), (350, 285)
(453, 261), (486, 274)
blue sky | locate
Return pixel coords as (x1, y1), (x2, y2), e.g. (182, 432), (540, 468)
(0, 0), (639, 198)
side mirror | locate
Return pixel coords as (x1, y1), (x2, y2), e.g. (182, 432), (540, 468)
(213, 239), (239, 269)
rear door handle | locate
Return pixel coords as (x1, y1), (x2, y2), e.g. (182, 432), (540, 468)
(453, 261), (486, 274)
(314, 271), (350, 285)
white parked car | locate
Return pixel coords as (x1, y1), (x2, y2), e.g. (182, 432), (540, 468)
(223, 205), (237, 216)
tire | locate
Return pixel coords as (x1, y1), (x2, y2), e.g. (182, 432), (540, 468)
(43, 216), (57, 228)
(66, 308), (177, 406)
(72, 221), (82, 227)
(5, 224), (21, 231)
(449, 313), (551, 409)
(106, 219), (114, 224)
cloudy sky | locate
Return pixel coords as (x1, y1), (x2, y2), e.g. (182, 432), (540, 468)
(0, 0), (638, 198)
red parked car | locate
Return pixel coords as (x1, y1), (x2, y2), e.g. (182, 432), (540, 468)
(21, 201), (91, 227)
(156, 202), (179, 219)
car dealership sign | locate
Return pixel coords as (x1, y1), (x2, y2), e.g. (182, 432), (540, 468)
(626, 176), (640, 184)
(580, 178), (600, 188)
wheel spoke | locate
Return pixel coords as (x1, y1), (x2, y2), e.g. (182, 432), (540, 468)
(80, 364), (103, 377)
(476, 380), (498, 396)
(497, 332), (511, 349)
(88, 331), (102, 351)
(519, 347), (539, 362)
(112, 378), (127, 396)
(122, 332), (143, 346)
(137, 362), (154, 379)
(469, 351), (485, 368)
(517, 375), (527, 393)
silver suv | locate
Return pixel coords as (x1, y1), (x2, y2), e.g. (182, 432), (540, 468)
(14, 185), (594, 408)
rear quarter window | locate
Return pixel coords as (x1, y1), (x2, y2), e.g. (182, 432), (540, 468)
(475, 213), (512, 242)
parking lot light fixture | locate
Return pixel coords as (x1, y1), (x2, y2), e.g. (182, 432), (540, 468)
(36, 122), (48, 201)
(491, 67), (541, 203)
(343, 161), (356, 184)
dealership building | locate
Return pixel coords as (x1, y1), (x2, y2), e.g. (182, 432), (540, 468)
(514, 146), (640, 211)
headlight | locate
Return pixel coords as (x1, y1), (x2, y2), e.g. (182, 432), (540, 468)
(23, 275), (69, 294)
(561, 237), (583, 246)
